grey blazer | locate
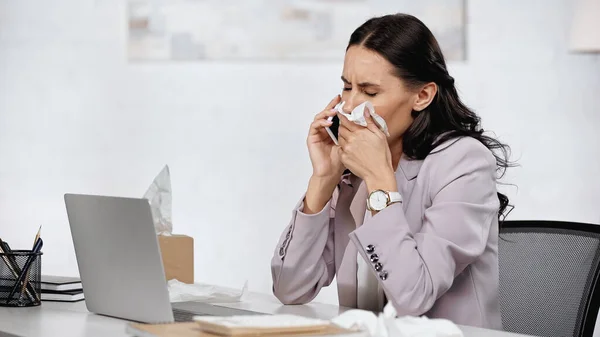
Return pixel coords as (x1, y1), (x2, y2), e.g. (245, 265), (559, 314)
(271, 137), (503, 330)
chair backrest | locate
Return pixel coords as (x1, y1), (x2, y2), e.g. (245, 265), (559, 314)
(499, 220), (600, 337)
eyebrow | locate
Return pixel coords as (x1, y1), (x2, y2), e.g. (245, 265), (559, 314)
(341, 76), (380, 88)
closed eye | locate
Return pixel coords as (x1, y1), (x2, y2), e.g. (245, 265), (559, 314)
(342, 87), (377, 97)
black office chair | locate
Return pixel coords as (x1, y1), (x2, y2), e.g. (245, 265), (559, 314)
(498, 220), (600, 337)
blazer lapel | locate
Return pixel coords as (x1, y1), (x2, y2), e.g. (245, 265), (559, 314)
(398, 153), (422, 181)
(349, 175), (368, 228)
(334, 175), (360, 308)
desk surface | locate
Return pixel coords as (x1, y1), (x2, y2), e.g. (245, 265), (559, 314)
(0, 289), (533, 337)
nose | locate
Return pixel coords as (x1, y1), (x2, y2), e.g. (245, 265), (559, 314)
(341, 92), (364, 114)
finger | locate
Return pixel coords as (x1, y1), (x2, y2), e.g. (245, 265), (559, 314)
(337, 130), (348, 146)
(338, 121), (356, 140)
(333, 145), (343, 157)
(324, 94), (342, 111)
(314, 107), (338, 121)
(338, 123), (352, 141)
(363, 109), (385, 137)
(309, 119), (333, 136)
(337, 112), (360, 132)
(363, 108), (379, 133)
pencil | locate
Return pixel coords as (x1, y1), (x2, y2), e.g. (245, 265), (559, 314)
(33, 226), (41, 247)
(18, 226), (42, 302)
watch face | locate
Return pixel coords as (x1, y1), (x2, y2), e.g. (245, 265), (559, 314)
(369, 190), (388, 211)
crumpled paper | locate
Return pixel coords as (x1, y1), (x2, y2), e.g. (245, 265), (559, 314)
(331, 302), (463, 337)
(168, 279), (248, 303)
(143, 165), (173, 236)
(335, 101), (391, 137)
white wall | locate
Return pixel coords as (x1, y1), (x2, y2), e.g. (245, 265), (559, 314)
(0, 0), (599, 308)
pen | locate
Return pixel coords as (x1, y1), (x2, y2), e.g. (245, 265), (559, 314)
(0, 239), (37, 303)
(6, 238), (43, 304)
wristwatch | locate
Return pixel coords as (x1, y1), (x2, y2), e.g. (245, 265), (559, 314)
(367, 190), (403, 211)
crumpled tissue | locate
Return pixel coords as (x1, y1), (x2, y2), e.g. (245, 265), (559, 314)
(335, 101), (391, 137)
(143, 165), (173, 236)
(168, 279), (248, 303)
(331, 302), (463, 337)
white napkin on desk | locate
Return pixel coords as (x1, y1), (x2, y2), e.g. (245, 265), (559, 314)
(168, 279), (248, 303)
(331, 302), (463, 337)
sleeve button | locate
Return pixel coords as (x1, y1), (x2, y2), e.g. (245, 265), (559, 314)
(370, 254), (379, 263)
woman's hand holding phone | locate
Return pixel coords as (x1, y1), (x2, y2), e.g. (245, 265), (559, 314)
(303, 95), (345, 214)
(307, 95), (344, 178)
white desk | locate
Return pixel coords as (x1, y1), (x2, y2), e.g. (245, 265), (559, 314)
(0, 290), (534, 337)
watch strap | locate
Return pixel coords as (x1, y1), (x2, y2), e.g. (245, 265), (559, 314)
(387, 192), (403, 204)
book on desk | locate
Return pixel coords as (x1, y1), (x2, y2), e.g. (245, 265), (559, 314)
(41, 288), (84, 302)
(40, 275), (84, 302)
(126, 314), (352, 337)
(40, 275), (82, 291)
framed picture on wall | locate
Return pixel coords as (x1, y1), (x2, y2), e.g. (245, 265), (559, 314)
(127, 0), (466, 62)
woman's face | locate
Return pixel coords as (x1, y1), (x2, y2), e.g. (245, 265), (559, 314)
(340, 45), (417, 142)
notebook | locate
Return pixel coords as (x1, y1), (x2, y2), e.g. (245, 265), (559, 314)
(193, 315), (333, 336)
(41, 289), (85, 302)
(41, 275), (82, 291)
(126, 320), (350, 337)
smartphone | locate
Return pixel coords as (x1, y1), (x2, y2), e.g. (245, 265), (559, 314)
(325, 115), (340, 145)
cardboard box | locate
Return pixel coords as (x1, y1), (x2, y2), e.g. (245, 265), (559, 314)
(157, 234), (194, 284)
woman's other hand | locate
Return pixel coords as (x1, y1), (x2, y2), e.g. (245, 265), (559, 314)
(338, 108), (397, 193)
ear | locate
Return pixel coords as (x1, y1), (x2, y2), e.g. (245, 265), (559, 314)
(412, 82), (437, 112)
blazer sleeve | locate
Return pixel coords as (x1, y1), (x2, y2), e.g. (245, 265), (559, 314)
(271, 189), (338, 304)
(348, 139), (500, 316)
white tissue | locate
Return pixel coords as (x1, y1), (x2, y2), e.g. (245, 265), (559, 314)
(168, 279), (248, 303)
(335, 101), (390, 137)
(331, 302), (463, 337)
(143, 165), (173, 236)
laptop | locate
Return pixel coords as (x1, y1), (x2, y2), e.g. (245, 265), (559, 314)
(64, 193), (262, 323)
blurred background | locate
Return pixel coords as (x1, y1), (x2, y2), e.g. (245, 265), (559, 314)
(0, 0), (599, 306)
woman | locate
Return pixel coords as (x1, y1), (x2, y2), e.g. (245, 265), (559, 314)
(271, 13), (510, 330)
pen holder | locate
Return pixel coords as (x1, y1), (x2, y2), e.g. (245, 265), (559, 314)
(0, 250), (42, 307)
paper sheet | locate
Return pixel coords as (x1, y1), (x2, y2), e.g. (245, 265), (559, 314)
(143, 165), (173, 236)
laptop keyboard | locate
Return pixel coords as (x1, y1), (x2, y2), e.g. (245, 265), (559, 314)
(173, 308), (205, 322)
(171, 302), (264, 322)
